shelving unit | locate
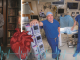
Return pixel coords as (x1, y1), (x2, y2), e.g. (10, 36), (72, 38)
(0, 0), (3, 46)
(0, 0), (3, 14)
(7, 0), (21, 47)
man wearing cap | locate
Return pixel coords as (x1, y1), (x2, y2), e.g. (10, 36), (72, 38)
(30, 12), (61, 59)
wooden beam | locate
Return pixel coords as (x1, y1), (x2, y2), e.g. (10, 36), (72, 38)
(3, 0), (7, 46)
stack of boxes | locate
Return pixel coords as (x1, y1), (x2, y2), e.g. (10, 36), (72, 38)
(25, 24), (46, 60)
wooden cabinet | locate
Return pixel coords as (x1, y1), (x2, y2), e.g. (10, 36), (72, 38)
(7, 0), (21, 47)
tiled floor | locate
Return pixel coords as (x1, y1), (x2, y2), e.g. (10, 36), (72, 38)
(0, 34), (80, 60)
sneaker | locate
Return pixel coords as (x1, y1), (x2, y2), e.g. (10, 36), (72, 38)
(73, 53), (78, 57)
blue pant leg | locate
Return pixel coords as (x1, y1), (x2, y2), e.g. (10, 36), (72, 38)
(73, 30), (80, 57)
(76, 32), (80, 53)
(57, 37), (61, 53)
(47, 38), (60, 59)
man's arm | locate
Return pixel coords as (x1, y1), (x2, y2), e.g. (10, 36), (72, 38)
(30, 19), (43, 26)
(71, 21), (77, 31)
(58, 27), (60, 37)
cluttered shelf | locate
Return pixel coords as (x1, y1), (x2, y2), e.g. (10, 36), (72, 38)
(8, 29), (15, 31)
(17, 15), (21, 17)
(8, 22), (16, 24)
(8, 7), (21, 9)
(8, 15), (21, 17)
(7, 44), (11, 47)
(8, 15), (16, 17)
(7, 37), (13, 38)
(0, 6), (3, 8)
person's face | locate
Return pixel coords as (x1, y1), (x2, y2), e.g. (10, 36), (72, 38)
(46, 14), (53, 22)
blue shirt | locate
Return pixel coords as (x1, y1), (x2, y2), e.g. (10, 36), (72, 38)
(75, 14), (80, 27)
(40, 19), (60, 38)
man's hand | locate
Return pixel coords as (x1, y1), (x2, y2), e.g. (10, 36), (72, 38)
(30, 19), (39, 26)
(58, 33), (60, 37)
(30, 19), (43, 26)
(71, 21), (77, 31)
(71, 27), (74, 31)
(58, 27), (60, 37)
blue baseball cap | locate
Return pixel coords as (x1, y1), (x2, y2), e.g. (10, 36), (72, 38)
(46, 12), (53, 16)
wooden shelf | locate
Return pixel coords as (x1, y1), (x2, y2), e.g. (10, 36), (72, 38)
(8, 7), (21, 9)
(7, 44), (11, 47)
(1, 44), (3, 47)
(17, 15), (21, 17)
(7, 29), (15, 31)
(0, 6), (3, 8)
(8, 22), (16, 24)
(8, 15), (16, 17)
(8, 15), (21, 17)
(8, 37), (12, 38)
